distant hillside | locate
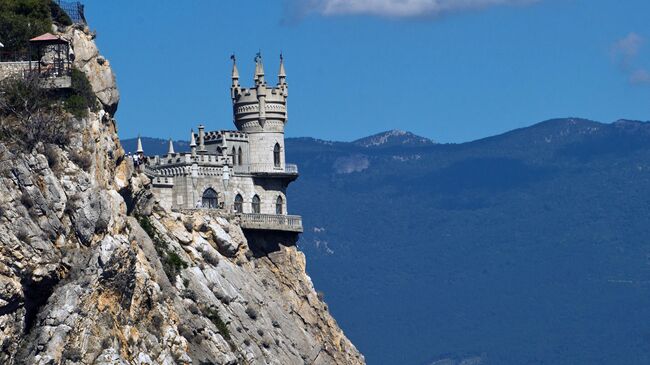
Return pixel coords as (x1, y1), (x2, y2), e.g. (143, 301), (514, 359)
(352, 129), (435, 148)
(122, 118), (650, 365)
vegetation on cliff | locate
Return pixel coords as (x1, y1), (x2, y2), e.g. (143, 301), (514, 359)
(0, 0), (71, 53)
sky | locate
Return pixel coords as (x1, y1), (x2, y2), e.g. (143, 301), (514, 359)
(84, 0), (650, 143)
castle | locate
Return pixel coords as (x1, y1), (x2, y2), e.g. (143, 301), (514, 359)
(140, 54), (302, 233)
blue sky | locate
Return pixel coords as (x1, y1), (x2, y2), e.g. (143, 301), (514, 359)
(85, 0), (650, 143)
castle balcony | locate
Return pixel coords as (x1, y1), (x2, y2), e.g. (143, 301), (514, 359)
(233, 163), (299, 180)
(239, 213), (303, 233)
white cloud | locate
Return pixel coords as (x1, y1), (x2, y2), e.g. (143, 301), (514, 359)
(611, 33), (650, 86)
(612, 32), (643, 66)
(630, 69), (650, 85)
(293, 0), (539, 18)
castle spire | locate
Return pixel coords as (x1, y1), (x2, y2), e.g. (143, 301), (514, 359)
(230, 54), (239, 86)
(136, 135), (143, 154)
(167, 138), (175, 155)
(254, 51), (265, 85)
(278, 52), (286, 85)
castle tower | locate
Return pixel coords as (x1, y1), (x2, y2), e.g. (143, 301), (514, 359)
(231, 53), (288, 171)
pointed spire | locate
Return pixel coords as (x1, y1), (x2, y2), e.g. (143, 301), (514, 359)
(279, 52), (286, 77)
(136, 135), (143, 154)
(167, 139), (175, 155)
(189, 129), (196, 147)
(230, 54), (239, 85)
(254, 51), (265, 84)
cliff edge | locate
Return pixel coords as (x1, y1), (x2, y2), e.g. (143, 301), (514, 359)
(0, 24), (364, 365)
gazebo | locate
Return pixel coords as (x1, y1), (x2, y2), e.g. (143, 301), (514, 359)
(28, 33), (72, 88)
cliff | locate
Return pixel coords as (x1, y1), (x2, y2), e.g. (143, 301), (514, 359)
(0, 25), (364, 365)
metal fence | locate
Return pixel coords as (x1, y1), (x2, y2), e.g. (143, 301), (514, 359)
(55, 0), (86, 24)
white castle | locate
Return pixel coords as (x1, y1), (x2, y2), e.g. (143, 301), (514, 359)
(140, 54), (302, 233)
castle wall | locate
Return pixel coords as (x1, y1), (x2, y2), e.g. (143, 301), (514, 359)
(154, 171), (287, 215)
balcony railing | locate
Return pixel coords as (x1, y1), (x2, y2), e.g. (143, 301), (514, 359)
(239, 213), (303, 233)
(233, 163), (299, 175)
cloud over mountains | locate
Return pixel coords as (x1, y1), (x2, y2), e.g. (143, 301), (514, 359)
(612, 32), (650, 85)
(288, 0), (539, 18)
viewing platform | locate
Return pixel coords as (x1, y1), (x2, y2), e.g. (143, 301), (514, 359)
(175, 209), (303, 233)
(233, 163), (299, 179)
(239, 213), (303, 233)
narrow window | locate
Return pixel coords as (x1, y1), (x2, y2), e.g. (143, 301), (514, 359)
(231, 146), (237, 165)
(252, 195), (261, 214)
(234, 194), (243, 213)
(238, 147), (243, 166)
(202, 188), (218, 209)
(276, 196), (283, 215)
(273, 143), (281, 167)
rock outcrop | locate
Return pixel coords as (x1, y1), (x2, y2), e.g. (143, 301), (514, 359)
(0, 24), (363, 365)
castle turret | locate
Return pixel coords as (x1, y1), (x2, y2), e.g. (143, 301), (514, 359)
(232, 53), (288, 172)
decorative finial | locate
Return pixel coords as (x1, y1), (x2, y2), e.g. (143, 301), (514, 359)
(230, 53), (236, 64)
(167, 138), (175, 155)
(136, 134), (143, 154)
(189, 129), (196, 147)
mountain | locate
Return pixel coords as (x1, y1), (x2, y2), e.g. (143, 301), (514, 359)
(279, 117), (650, 365)
(124, 118), (650, 364)
(352, 129), (435, 148)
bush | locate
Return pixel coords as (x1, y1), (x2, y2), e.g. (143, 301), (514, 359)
(245, 305), (258, 320)
(0, 0), (52, 53)
(64, 69), (98, 118)
(0, 74), (72, 151)
(69, 150), (92, 171)
(205, 308), (231, 341)
(137, 216), (188, 284)
(43, 144), (61, 172)
(203, 250), (219, 266)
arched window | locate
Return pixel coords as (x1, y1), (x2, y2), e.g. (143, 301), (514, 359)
(252, 195), (261, 214)
(273, 143), (281, 167)
(202, 188), (218, 209)
(231, 146), (237, 165)
(238, 147), (243, 166)
(234, 194), (243, 213)
(276, 196), (283, 215)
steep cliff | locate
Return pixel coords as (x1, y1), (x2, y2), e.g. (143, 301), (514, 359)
(0, 25), (363, 365)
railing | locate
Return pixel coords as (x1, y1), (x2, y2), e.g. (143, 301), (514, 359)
(233, 163), (299, 175)
(239, 213), (303, 233)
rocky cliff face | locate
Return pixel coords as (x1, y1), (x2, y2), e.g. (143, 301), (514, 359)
(0, 25), (363, 365)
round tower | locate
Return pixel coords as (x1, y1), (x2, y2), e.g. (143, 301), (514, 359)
(231, 53), (288, 171)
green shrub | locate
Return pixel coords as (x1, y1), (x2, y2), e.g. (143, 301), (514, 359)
(0, 74), (72, 150)
(64, 69), (98, 118)
(137, 216), (188, 284)
(0, 0), (52, 53)
(205, 308), (231, 341)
